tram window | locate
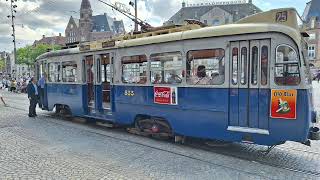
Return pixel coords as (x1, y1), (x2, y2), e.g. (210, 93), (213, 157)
(240, 47), (248, 85)
(96, 58), (101, 83)
(48, 62), (61, 82)
(261, 46), (269, 86)
(187, 49), (225, 85)
(275, 45), (301, 86)
(101, 54), (111, 83)
(62, 61), (78, 83)
(251, 46), (258, 85)
(150, 52), (182, 84)
(232, 48), (238, 85)
(121, 55), (147, 84)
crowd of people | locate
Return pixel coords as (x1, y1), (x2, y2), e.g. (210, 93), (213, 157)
(0, 76), (30, 93)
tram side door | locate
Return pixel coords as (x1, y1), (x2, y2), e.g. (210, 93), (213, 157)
(95, 53), (113, 112)
(85, 55), (95, 113)
(229, 40), (270, 133)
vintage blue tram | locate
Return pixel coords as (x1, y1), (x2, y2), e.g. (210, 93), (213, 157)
(35, 8), (319, 146)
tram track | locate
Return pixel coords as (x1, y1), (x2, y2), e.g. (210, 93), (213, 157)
(5, 105), (320, 178)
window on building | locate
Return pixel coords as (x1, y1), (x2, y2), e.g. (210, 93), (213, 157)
(275, 45), (301, 86)
(308, 45), (316, 59)
(48, 62), (61, 82)
(187, 49), (225, 85)
(212, 19), (220, 26)
(150, 52), (182, 84)
(121, 55), (147, 84)
(62, 61), (78, 82)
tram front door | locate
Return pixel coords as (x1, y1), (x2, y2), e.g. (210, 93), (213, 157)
(228, 40), (270, 136)
(85, 55), (95, 112)
(95, 53), (113, 111)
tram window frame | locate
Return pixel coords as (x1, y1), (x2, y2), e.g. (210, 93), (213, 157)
(240, 47), (248, 85)
(261, 46), (269, 86)
(150, 51), (183, 85)
(62, 61), (78, 83)
(101, 54), (112, 83)
(232, 48), (239, 85)
(48, 62), (61, 83)
(251, 46), (259, 85)
(274, 44), (301, 86)
(121, 55), (148, 84)
(186, 49), (225, 86)
(96, 58), (101, 84)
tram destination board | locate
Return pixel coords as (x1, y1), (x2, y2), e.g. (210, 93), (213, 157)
(102, 40), (116, 48)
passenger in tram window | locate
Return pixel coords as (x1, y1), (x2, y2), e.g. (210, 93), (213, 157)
(153, 73), (162, 84)
(209, 72), (222, 85)
(190, 65), (210, 85)
(167, 71), (182, 84)
(138, 71), (147, 84)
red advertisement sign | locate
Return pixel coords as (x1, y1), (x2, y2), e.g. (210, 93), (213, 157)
(154, 87), (178, 105)
(270, 89), (297, 119)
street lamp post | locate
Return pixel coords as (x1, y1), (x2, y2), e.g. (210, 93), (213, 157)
(7, 0), (18, 65)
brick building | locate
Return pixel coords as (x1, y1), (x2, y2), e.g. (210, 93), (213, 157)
(167, 0), (261, 26)
(65, 0), (125, 44)
(302, 0), (320, 68)
(33, 33), (66, 47)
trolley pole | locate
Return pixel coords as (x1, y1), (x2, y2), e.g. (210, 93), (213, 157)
(134, 0), (138, 32)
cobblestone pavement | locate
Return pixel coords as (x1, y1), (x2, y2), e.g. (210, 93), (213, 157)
(0, 84), (319, 179)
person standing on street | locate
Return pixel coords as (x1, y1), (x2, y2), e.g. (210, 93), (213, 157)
(316, 70), (320, 83)
(27, 77), (39, 117)
(0, 92), (7, 106)
(37, 74), (46, 109)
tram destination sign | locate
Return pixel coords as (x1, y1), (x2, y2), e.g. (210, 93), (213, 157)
(102, 40), (116, 48)
(154, 86), (178, 105)
(270, 89), (297, 119)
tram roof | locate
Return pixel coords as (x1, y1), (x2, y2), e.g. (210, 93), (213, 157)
(37, 8), (302, 60)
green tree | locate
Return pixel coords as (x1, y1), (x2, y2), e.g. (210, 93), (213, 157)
(16, 44), (61, 66)
(0, 59), (5, 71)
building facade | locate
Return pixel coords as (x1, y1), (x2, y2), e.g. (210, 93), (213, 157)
(167, 0), (261, 26)
(33, 33), (66, 47)
(65, 0), (125, 44)
(302, 0), (320, 68)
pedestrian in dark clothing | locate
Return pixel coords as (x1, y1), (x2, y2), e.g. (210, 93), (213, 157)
(27, 77), (39, 117)
(316, 71), (320, 83)
(37, 74), (46, 109)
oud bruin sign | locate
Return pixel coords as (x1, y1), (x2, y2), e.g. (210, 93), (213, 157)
(270, 89), (297, 119)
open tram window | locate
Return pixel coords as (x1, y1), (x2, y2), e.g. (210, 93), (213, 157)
(261, 46), (269, 86)
(275, 45), (301, 86)
(187, 49), (225, 85)
(121, 55), (147, 84)
(62, 61), (78, 83)
(232, 48), (239, 85)
(48, 62), (61, 82)
(150, 52), (182, 84)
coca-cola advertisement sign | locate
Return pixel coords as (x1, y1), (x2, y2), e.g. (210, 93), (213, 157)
(154, 87), (178, 105)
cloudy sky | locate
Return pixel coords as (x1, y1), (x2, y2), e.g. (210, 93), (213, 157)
(0, 0), (311, 52)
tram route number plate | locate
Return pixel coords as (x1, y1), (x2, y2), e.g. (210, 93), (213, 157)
(270, 89), (297, 119)
(154, 87), (178, 105)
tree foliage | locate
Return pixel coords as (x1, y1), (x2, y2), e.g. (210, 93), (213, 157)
(16, 44), (61, 65)
(0, 59), (5, 71)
